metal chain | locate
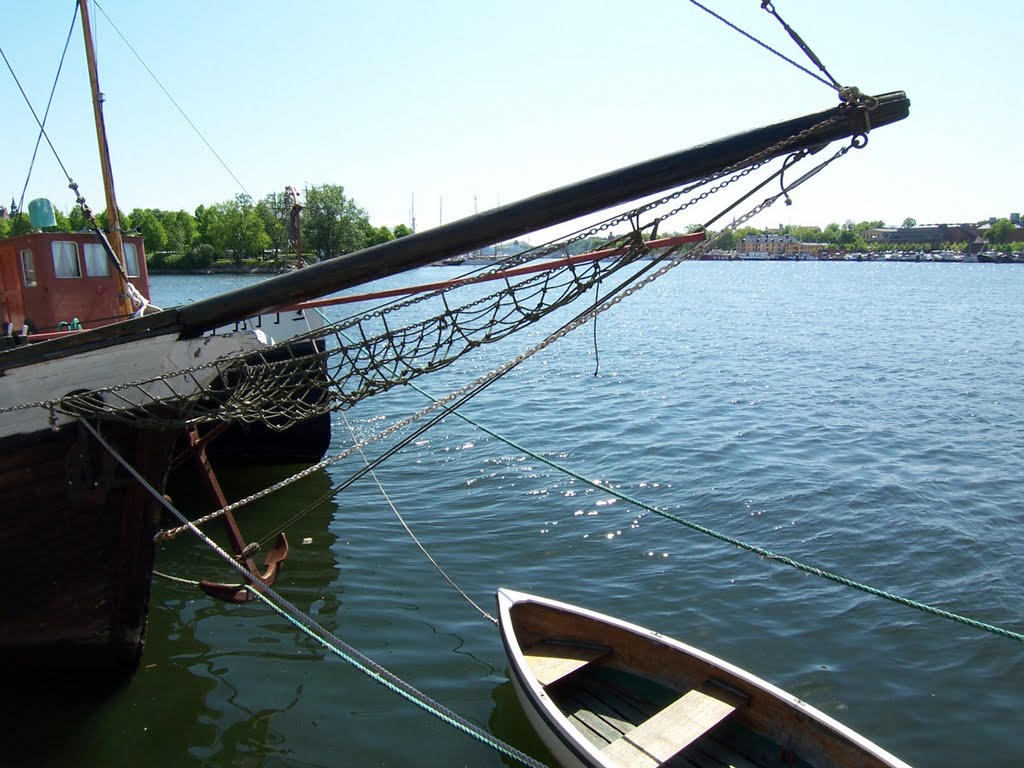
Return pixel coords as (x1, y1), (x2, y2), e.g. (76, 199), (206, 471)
(156, 130), (864, 541)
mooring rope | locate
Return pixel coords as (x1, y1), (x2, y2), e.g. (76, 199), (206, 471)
(340, 411), (498, 625)
(403, 382), (1024, 645)
(82, 419), (549, 768)
(158, 128), (859, 555)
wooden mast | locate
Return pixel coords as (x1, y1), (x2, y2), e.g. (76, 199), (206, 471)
(78, 0), (134, 319)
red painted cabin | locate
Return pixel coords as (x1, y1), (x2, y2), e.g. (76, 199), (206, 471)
(0, 231), (150, 342)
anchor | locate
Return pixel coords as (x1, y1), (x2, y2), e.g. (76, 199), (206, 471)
(175, 424), (289, 603)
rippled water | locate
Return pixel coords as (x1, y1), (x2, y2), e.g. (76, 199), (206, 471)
(10, 262), (1023, 767)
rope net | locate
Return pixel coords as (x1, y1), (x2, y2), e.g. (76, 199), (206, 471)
(36, 111), (855, 430)
(56, 233), (685, 429)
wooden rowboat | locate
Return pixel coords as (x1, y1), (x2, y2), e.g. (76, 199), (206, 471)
(496, 589), (911, 768)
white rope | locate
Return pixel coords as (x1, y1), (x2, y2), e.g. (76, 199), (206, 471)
(77, 417), (549, 768)
(341, 411), (497, 624)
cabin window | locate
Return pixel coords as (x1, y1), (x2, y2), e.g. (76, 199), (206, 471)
(123, 243), (141, 277)
(84, 243), (110, 276)
(52, 241), (81, 278)
(20, 249), (37, 287)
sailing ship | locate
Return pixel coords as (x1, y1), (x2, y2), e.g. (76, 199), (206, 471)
(0, 2), (910, 679)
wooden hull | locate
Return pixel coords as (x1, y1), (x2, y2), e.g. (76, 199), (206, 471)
(496, 589), (911, 768)
(0, 421), (177, 677)
(0, 331), (268, 678)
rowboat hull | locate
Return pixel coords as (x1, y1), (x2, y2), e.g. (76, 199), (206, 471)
(496, 589), (911, 768)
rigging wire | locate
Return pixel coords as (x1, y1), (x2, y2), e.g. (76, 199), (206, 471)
(0, 47), (76, 189)
(247, 141), (1024, 646)
(686, 0), (842, 92)
(92, 0), (251, 199)
(15, 2), (80, 214)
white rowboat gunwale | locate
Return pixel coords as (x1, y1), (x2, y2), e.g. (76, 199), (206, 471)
(496, 588), (912, 768)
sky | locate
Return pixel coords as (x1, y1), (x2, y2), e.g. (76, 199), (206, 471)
(1, 1), (1020, 243)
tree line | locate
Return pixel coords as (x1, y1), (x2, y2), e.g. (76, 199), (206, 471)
(714, 217), (1021, 253)
(0, 184), (413, 269)
(4, 192), (1019, 263)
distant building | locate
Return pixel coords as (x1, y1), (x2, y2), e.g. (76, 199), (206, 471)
(864, 223), (979, 248)
(737, 233), (821, 259)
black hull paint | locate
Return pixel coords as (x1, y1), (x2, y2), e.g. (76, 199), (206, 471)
(0, 421), (177, 679)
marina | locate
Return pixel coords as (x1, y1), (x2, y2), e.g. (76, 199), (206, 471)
(4, 261), (1020, 767)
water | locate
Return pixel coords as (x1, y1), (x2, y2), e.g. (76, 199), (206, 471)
(8, 262), (1022, 767)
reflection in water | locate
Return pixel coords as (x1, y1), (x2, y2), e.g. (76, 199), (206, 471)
(489, 679), (556, 768)
(155, 465), (346, 765)
(18, 265), (1024, 767)
(161, 464), (343, 595)
(7, 466), (345, 768)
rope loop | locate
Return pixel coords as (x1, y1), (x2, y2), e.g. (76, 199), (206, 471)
(839, 85), (879, 111)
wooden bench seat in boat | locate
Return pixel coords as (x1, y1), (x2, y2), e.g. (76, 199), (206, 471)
(524, 641), (610, 687)
(601, 689), (735, 768)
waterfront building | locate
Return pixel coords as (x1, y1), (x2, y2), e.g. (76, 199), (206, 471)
(737, 233), (822, 259)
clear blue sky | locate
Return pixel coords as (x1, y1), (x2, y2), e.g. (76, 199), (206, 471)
(2, 1), (1019, 239)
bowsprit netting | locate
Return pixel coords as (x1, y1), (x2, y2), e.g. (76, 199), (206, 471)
(54, 229), (693, 430)
(39, 108), (860, 430)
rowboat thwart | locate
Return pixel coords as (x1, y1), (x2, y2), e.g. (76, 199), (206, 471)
(496, 589), (911, 768)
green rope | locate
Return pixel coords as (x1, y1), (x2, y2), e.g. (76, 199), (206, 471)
(85, 420), (548, 768)
(408, 382), (1024, 645)
(243, 590), (549, 768)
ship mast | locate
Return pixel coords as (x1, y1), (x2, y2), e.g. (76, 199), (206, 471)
(78, 0), (133, 318)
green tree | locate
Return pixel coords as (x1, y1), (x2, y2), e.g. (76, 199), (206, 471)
(185, 242), (216, 269)
(365, 223), (395, 247)
(95, 207), (130, 231)
(304, 184), (371, 258)
(52, 209), (72, 232)
(68, 205), (90, 231)
(987, 218), (1015, 244)
(392, 223), (414, 239)
(6, 212), (32, 236)
(734, 226), (761, 240)
(901, 217), (917, 229)
(129, 208), (168, 254)
(786, 225), (824, 243)
(256, 192), (290, 258)
(837, 222), (867, 251)
(712, 228), (738, 250)
(161, 210), (198, 255)
(205, 195), (270, 264)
